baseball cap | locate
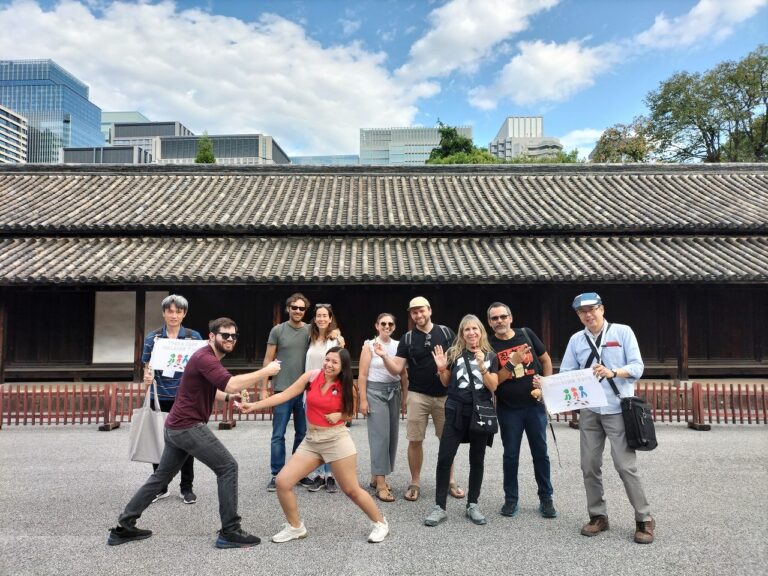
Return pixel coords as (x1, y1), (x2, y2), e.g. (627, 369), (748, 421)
(407, 296), (431, 310)
(572, 292), (602, 310)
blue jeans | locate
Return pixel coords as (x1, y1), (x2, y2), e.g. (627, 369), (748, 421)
(270, 395), (307, 476)
(497, 402), (553, 502)
(119, 423), (241, 533)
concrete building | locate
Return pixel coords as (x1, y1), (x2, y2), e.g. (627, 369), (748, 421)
(360, 126), (472, 165)
(155, 134), (289, 165)
(489, 116), (562, 160)
(0, 60), (103, 163)
(60, 145), (152, 164)
(112, 121), (193, 158)
(101, 111), (151, 143)
(291, 154), (359, 166)
(0, 103), (28, 163)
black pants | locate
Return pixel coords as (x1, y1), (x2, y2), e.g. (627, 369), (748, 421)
(435, 403), (488, 509)
(152, 397), (194, 492)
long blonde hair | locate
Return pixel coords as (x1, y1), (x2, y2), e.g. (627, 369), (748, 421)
(446, 314), (494, 364)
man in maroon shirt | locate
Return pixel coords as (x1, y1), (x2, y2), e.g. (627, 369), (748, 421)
(108, 317), (281, 549)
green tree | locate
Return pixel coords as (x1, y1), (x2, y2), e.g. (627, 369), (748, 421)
(644, 44), (767, 162)
(506, 148), (580, 164)
(592, 117), (652, 163)
(427, 120), (475, 162)
(427, 148), (500, 164)
(195, 132), (216, 164)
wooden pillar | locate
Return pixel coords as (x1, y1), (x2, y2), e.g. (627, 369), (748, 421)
(133, 290), (146, 383)
(0, 295), (6, 385)
(677, 290), (689, 381)
(539, 287), (554, 355)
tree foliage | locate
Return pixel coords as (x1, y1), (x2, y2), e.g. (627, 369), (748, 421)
(644, 44), (767, 162)
(195, 132), (216, 164)
(592, 117), (651, 163)
(427, 120), (476, 162)
(506, 148), (580, 164)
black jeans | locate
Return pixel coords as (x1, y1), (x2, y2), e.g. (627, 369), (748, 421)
(152, 397), (194, 492)
(435, 403), (488, 509)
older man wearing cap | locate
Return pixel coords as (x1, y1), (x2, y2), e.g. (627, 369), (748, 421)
(377, 297), (462, 502)
(556, 292), (654, 544)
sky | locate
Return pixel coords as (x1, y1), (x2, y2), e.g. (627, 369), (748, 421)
(1, 0), (766, 159)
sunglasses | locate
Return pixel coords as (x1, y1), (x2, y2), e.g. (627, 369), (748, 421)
(424, 333), (432, 348)
(217, 332), (239, 341)
(315, 303), (332, 309)
(379, 321), (395, 327)
(489, 314), (510, 322)
(289, 305), (306, 312)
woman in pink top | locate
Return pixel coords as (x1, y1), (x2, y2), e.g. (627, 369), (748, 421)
(241, 347), (389, 544)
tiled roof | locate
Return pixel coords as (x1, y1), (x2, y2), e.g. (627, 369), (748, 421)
(1, 235), (766, 285)
(1, 164), (767, 234)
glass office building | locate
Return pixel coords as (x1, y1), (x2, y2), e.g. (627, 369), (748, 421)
(360, 126), (473, 165)
(112, 121), (193, 158)
(0, 103), (28, 163)
(156, 134), (290, 165)
(0, 60), (103, 163)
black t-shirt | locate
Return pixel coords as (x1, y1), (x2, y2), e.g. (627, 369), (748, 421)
(396, 325), (455, 397)
(446, 351), (499, 406)
(489, 328), (546, 408)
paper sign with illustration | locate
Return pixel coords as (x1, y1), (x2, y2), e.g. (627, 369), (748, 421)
(149, 338), (209, 377)
(539, 369), (608, 414)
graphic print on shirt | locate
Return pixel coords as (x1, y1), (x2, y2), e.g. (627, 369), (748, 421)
(456, 355), (485, 390)
(495, 344), (535, 376)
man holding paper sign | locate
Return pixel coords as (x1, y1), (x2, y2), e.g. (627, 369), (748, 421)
(557, 292), (654, 545)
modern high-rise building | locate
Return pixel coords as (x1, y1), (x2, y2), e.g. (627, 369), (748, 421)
(101, 111), (151, 143)
(0, 60), (103, 163)
(155, 134), (289, 165)
(360, 126), (473, 165)
(488, 116), (562, 160)
(0, 103), (28, 163)
(112, 121), (193, 158)
(291, 154), (359, 166)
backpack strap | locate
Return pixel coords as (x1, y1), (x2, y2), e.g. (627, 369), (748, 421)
(519, 327), (543, 375)
(582, 323), (621, 397)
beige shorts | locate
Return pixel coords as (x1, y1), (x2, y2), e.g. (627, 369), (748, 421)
(406, 391), (447, 441)
(296, 425), (357, 463)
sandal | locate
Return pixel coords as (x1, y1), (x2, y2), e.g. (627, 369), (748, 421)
(404, 484), (420, 502)
(449, 482), (466, 499)
(369, 480), (391, 490)
(376, 487), (395, 502)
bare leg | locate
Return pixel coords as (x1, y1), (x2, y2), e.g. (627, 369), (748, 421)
(408, 440), (423, 486)
(275, 452), (322, 527)
(330, 455), (384, 523)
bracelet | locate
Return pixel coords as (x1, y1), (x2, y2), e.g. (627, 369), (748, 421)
(225, 394), (230, 402)
(437, 366), (448, 373)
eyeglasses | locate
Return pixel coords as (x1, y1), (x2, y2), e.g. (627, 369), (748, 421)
(315, 303), (332, 309)
(289, 305), (306, 312)
(576, 305), (601, 315)
(489, 314), (510, 322)
(379, 321), (395, 327)
(217, 332), (239, 341)
(424, 333), (432, 348)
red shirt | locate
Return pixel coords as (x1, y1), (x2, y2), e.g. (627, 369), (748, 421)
(305, 370), (345, 427)
(166, 345), (231, 429)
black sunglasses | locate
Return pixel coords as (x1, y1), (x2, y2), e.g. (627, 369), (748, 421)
(289, 305), (306, 312)
(315, 303), (332, 309)
(489, 314), (510, 322)
(217, 332), (239, 341)
(379, 321), (395, 327)
(424, 333), (432, 348)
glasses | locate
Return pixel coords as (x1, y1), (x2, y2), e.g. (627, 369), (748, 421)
(424, 333), (432, 348)
(576, 305), (601, 315)
(217, 332), (239, 341)
(315, 303), (332, 309)
(379, 321), (395, 327)
(289, 305), (306, 312)
(489, 314), (510, 322)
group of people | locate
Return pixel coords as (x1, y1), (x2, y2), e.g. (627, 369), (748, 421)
(108, 291), (655, 548)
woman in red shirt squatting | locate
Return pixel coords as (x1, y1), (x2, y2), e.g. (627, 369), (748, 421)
(240, 347), (389, 544)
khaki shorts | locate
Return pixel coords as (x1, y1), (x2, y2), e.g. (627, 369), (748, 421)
(296, 425), (357, 463)
(406, 391), (447, 441)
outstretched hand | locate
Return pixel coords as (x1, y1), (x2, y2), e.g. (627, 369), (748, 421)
(432, 345), (447, 371)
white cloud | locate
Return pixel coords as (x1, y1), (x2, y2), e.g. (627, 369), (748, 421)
(339, 18), (360, 36)
(635, 0), (768, 49)
(469, 40), (620, 109)
(558, 128), (604, 160)
(0, 0), (434, 155)
(396, 0), (559, 81)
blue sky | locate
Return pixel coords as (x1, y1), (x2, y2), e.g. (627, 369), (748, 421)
(1, 0), (766, 158)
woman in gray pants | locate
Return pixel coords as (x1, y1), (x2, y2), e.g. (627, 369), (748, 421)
(358, 313), (409, 502)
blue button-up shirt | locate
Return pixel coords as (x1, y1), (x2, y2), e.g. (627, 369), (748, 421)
(559, 321), (644, 415)
(141, 325), (203, 400)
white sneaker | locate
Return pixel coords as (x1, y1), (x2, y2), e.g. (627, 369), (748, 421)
(368, 517), (389, 543)
(272, 522), (308, 543)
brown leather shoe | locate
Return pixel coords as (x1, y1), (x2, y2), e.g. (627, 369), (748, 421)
(634, 517), (655, 544)
(580, 515), (609, 536)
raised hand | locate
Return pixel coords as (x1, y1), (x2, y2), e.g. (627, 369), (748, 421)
(432, 344), (447, 371)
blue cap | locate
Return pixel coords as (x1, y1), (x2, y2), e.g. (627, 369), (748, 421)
(572, 292), (602, 310)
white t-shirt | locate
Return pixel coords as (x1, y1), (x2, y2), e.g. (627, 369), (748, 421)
(366, 338), (400, 384)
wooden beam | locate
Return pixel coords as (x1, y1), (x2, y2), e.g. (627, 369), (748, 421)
(133, 290), (146, 383)
(0, 296), (6, 385)
(677, 290), (689, 381)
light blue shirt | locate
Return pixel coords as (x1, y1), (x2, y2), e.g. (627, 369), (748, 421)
(559, 321), (644, 415)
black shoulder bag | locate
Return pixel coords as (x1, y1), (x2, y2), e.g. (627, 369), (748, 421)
(583, 326), (657, 451)
(463, 352), (498, 435)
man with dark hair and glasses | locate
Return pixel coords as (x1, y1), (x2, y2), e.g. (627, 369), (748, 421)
(260, 293), (313, 492)
(486, 301), (555, 519)
(108, 317), (282, 549)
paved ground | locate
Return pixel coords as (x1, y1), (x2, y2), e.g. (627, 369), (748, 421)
(1, 420), (766, 576)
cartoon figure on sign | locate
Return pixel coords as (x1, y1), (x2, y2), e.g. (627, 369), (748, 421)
(563, 388), (572, 401)
(570, 387), (580, 401)
(182, 354), (189, 365)
(579, 385), (588, 398)
(167, 353), (175, 367)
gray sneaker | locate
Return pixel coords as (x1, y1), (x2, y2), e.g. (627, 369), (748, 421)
(267, 476), (277, 492)
(424, 505), (447, 527)
(466, 503), (487, 525)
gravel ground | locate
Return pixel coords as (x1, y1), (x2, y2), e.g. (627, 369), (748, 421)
(1, 420), (766, 576)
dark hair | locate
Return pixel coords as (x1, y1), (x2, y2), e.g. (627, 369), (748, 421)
(285, 292), (310, 309)
(311, 304), (339, 344)
(209, 317), (238, 334)
(376, 312), (396, 324)
(327, 347), (355, 418)
(162, 294), (189, 312)
(486, 301), (511, 318)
